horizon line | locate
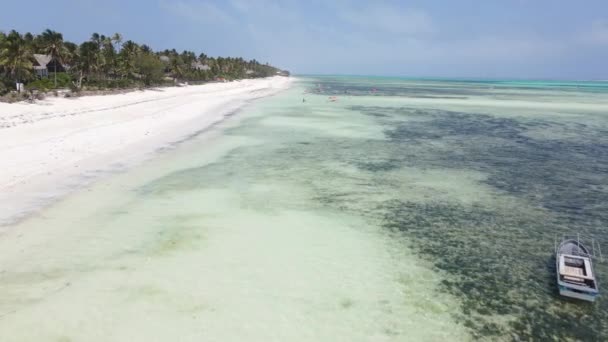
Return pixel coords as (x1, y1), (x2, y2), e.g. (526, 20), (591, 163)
(293, 73), (608, 83)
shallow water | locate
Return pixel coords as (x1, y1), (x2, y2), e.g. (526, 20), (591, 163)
(1, 77), (608, 341)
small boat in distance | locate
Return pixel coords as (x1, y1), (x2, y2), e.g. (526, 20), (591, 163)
(555, 234), (603, 302)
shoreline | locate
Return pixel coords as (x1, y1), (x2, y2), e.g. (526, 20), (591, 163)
(0, 76), (294, 228)
(0, 80), (267, 105)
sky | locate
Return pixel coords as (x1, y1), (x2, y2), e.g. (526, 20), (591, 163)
(1, 0), (607, 79)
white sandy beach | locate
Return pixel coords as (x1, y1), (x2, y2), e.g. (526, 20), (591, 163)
(0, 76), (292, 226)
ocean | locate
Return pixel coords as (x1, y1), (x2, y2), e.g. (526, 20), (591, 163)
(1, 76), (607, 341)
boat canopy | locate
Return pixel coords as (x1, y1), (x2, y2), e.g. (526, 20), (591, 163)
(558, 255), (594, 280)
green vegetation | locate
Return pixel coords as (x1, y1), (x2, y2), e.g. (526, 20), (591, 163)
(0, 29), (287, 97)
(136, 53), (165, 86)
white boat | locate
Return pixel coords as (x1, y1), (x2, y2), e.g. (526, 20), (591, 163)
(555, 235), (603, 302)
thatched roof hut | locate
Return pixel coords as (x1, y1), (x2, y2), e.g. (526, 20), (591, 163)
(32, 54), (68, 77)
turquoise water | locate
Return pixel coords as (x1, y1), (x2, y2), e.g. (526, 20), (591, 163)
(305, 75), (608, 91)
(1, 77), (608, 341)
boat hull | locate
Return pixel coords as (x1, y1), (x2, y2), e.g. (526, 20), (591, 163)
(558, 285), (598, 302)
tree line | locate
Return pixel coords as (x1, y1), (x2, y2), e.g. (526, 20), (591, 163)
(0, 29), (287, 95)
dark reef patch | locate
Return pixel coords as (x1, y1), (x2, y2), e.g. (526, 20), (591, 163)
(347, 105), (608, 340)
(380, 200), (608, 340)
(305, 77), (608, 98)
(371, 107), (608, 231)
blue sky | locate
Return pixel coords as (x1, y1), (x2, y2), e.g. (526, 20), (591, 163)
(1, 0), (607, 79)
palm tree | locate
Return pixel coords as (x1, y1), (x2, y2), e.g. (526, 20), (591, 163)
(169, 55), (186, 81)
(90, 33), (102, 47)
(63, 41), (78, 65)
(41, 29), (65, 87)
(0, 30), (33, 90)
(89, 33), (107, 79)
(118, 40), (139, 78)
(111, 33), (122, 49)
(101, 36), (116, 78)
(23, 32), (34, 48)
(0, 32), (6, 77)
(77, 41), (100, 86)
(140, 44), (152, 54)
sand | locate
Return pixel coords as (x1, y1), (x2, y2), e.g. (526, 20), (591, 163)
(0, 76), (293, 226)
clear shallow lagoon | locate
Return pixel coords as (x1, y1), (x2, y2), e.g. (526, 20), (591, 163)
(1, 77), (608, 341)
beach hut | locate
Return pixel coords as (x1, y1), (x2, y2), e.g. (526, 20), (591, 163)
(32, 54), (68, 78)
(191, 62), (210, 71)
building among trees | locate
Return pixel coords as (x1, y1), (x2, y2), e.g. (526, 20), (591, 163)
(32, 54), (68, 78)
